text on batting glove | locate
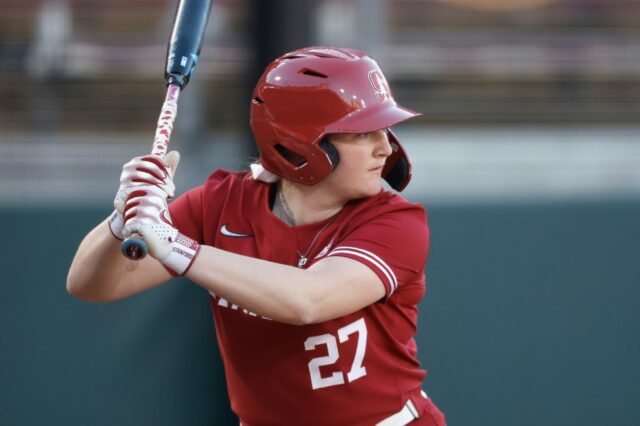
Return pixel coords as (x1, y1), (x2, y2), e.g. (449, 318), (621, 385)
(123, 186), (199, 276)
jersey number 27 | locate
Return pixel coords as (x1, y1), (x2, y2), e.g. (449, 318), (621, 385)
(304, 317), (368, 390)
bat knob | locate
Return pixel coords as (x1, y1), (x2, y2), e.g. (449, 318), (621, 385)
(121, 237), (149, 260)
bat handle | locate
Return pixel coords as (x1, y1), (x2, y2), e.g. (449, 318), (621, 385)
(120, 233), (149, 260)
(151, 84), (181, 158)
(120, 84), (181, 262)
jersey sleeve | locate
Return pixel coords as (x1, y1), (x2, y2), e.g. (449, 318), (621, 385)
(169, 185), (205, 243)
(327, 205), (429, 298)
(168, 168), (233, 244)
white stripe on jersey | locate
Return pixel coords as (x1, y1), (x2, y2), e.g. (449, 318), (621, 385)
(328, 246), (398, 294)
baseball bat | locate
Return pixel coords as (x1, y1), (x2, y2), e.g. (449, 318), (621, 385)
(120, 0), (212, 261)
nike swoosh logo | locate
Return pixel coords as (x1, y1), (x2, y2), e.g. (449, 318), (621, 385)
(220, 224), (254, 238)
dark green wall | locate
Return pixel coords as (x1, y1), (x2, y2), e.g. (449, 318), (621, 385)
(421, 200), (640, 426)
(1, 200), (638, 425)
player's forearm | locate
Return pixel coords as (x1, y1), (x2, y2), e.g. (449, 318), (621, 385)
(186, 245), (320, 325)
(67, 220), (154, 301)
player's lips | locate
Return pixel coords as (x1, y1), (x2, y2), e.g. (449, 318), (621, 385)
(369, 165), (384, 173)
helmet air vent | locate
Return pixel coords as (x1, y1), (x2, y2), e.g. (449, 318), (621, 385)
(301, 68), (328, 79)
(274, 144), (307, 168)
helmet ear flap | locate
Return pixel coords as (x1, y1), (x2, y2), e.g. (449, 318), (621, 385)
(384, 154), (410, 191)
(318, 138), (340, 170)
(382, 129), (412, 192)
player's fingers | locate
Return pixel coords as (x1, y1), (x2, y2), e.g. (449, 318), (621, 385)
(121, 163), (163, 186)
(140, 155), (172, 179)
(122, 156), (170, 184)
(120, 156), (175, 197)
(165, 151), (181, 179)
(123, 188), (167, 223)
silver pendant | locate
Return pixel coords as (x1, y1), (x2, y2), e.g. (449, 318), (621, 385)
(297, 257), (307, 268)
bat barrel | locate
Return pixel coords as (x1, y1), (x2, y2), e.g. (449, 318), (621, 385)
(165, 0), (213, 88)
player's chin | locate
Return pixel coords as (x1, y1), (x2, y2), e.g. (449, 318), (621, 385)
(357, 179), (383, 198)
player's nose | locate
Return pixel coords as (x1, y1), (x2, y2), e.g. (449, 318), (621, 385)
(372, 129), (392, 157)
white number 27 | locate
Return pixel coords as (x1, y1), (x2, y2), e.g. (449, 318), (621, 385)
(304, 317), (368, 390)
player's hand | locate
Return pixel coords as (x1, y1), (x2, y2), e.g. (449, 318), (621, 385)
(109, 151), (180, 240)
(122, 188), (199, 276)
(115, 151), (180, 213)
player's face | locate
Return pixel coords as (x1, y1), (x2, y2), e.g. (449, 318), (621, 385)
(325, 129), (393, 199)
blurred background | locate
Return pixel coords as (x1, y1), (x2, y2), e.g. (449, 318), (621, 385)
(1, 0), (638, 425)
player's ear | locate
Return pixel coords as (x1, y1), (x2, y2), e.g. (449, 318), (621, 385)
(165, 151), (181, 178)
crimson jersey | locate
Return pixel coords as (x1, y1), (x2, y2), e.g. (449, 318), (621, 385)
(169, 170), (439, 425)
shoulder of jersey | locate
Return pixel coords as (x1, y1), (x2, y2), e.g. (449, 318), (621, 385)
(339, 190), (426, 227)
(357, 190), (423, 214)
(203, 169), (262, 191)
(205, 168), (234, 186)
(202, 170), (270, 214)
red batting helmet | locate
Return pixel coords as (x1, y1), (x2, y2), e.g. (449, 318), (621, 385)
(250, 46), (420, 191)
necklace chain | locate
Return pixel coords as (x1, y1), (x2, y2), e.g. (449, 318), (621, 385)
(277, 187), (337, 268)
(296, 216), (336, 268)
(278, 187), (296, 225)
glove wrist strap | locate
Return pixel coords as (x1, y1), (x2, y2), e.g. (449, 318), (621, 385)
(163, 233), (200, 276)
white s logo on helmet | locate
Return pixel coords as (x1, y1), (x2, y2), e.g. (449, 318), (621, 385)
(368, 70), (391, 103)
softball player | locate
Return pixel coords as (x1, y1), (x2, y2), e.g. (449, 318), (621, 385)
(68, 46), (446, 425)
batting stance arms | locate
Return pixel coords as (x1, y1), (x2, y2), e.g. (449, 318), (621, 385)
(68, 229), (384, 324)
(67, 152), (386, 324)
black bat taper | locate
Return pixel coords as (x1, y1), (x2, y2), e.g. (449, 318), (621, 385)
(121, 0), (212, 261)
(165, 0), (213, 89)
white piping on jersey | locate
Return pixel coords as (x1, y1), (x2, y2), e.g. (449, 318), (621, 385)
(328, 246), (398, 294)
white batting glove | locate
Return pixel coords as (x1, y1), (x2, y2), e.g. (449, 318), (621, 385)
(108, 151), (180, 240)
(107, 209), (126, 240)
(122, 188), (199, 276)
